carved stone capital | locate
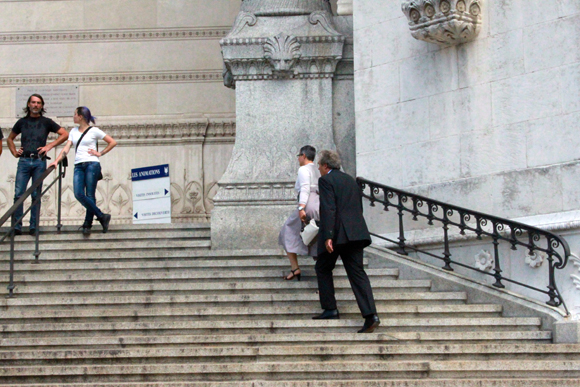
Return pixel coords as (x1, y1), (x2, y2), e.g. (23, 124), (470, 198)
(401, 0), (483, 46)
(221, 8), (345, 85)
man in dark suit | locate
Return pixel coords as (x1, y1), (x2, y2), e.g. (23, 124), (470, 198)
(313, 150), (380, 333)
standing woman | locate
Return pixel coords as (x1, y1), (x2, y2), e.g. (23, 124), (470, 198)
(279, 145), (321, 280)
(50, 107), (117, 235)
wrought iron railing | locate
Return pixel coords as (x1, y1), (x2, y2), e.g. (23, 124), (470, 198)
(357, 177), (570, 315)
(0, 158), (68, 298)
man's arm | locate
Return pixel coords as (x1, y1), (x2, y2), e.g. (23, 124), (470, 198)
(38, 127), (68, 156)
(7, 131), (22, 158)
(319, 177), (337, 253)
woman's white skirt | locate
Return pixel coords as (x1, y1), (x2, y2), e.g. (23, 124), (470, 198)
(278, 193), (319, 257)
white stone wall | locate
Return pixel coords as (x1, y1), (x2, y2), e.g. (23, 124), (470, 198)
(353, 1), (580, 312)
(354, 0), (580, 220)
(0, 0), (240, 225)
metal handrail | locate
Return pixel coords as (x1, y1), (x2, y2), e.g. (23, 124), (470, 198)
(357, 177), (570, 315)
(0, 158), (68, 298)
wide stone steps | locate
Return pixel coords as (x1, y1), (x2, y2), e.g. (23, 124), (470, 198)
(1, 344), (578, 364)
(0, 359), (578, 383)
(0, 292), (468, 309)
(2, 278), (433, 298)
(0, 223), (578, 385)
(3, 381), (579, 387)
(0, 317), (544, 338)
(0, 304), (503, 323)
(0, 331), (553, 351)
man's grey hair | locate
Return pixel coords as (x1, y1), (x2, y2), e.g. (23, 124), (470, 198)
(318, 150), (341, 170)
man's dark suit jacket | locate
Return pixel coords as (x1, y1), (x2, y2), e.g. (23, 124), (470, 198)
(317, 169), (372, 256)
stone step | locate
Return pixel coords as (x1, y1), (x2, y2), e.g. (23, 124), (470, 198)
(0, 223), (209, 235)
(1, 344), (579, 365)
(0, 331), (553, 350)
(4, 343), (576, 360)
(0, 248), (285, 262)
(0, 304), (503, 323)
(0, 360), (578, 382)
(5, 229), (210, 244)
(0, 268), (397, 284)
(3, 380), (580, 387)
(0, 318), (543, 337)
(3, 278), (433, 297)
(0, 239), (211, 252)
(0, 292), (467, 309)
(0, 257), (365, 273)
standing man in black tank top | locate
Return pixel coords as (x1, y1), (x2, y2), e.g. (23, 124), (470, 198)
(6, 94), (68, 235)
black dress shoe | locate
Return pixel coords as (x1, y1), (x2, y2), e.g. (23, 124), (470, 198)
(13, 229), (22, 236)
(82, 227), (91, 236)
(99, 214), (111, 233)
(312, 309), (340, 320)
(358, 314), (380, 333)
(28, 228), (36, 236)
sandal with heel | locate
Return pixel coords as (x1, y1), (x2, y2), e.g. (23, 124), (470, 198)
(284, 268), (301, 281)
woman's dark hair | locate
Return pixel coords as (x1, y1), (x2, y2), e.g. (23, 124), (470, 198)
(299, 145), (316, 161)
(76, 106), (96, 124)
(23, 94), (47, 116)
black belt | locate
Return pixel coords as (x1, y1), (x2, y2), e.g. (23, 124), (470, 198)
(21, 153), (50, 160)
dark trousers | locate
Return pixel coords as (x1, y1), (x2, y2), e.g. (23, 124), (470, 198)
(74, 162), (104, 227)
(315, 242), (377, 317)
(13, 158), (46, 231)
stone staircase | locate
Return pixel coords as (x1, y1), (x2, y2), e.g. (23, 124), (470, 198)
(0, 224), (579, 386)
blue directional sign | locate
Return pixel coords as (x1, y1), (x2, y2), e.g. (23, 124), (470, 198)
(131, 164), (171, 224)
(131, 164), (169, 182)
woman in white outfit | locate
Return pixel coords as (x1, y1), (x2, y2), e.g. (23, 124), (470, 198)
(278, 145), (321, 281)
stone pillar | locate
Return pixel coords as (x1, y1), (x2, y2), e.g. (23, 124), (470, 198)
(211, 0), (345, 250)
(337, 0), (353, 15)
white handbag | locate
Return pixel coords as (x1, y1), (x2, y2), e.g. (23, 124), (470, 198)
(300, 219), (319, 247)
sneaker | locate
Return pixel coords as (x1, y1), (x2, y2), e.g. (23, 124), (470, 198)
(28, 228), (36, 236)
(82, 227), (91, 236)
(13, 229), (22, 236)
(99, 214), (111, 234)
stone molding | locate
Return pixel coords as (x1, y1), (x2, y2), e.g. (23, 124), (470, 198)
(401, 0), (483, 46)
(0, 27), (229, 45)
(213, 182), (296, 205)
(0, 70), (222, 86)
(337, 0), (354, 15)
(1, 118), (236, 146)
(240, 0), (332, 16)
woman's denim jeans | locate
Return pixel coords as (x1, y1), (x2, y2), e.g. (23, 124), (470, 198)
(13, 158), (46, 231)
(74, 162), (104, 227)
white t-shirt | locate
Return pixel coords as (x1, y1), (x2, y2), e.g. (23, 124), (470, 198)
(69, 126), (107, 164)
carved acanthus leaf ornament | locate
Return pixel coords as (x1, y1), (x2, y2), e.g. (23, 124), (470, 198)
(401, 0), (483, 46)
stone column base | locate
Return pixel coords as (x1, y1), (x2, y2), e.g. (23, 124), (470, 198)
(211, 204), (294, 250)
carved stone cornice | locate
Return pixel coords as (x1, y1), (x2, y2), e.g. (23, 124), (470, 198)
(213, 182), (296, 205)
(0, 70), (222, 86)
(0, 27), (229, 45)
(402, 0), (483, 46)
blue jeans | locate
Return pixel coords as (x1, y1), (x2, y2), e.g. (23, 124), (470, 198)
(74, 162), (104, 228)
(13, 158), (46, 231)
